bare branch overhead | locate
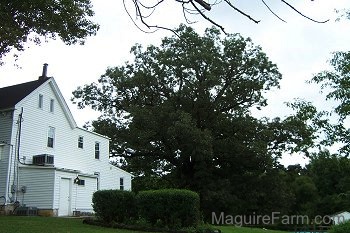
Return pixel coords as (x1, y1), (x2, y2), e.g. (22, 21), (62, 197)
(125, 0), (330, 34)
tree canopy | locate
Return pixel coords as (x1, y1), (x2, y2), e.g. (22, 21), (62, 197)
(0, 0), (99, 64)
(73, 25), (319, 218)
(306, 51), (350, 155)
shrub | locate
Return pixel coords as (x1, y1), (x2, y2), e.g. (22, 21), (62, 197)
(329, 221), (350, 233)
(136, 189), (200, 228)
(92, 189), (136, 223)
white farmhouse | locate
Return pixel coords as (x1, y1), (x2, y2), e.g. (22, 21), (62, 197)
(0, 64), (132, 216)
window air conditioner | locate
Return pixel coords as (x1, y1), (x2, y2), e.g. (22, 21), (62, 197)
(32, 154), (54, 165)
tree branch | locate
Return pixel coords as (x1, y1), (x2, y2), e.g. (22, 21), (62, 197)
(224, 0), (261, 24)
(261, 0), (287, 23)
(190, 0), (226, 33)
(194, 0), (211, 11)
(281, 0), (330, 23)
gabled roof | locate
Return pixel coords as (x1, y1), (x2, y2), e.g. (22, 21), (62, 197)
(0, 76), (77, 129)
(0, 77), (49, 110)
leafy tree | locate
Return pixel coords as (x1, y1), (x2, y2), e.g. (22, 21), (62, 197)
(309, 151), (350, 215)
(0, 0), (99, 64)
(73, 25), (317, 218)
(291, 175), (319, 217)
(311, 51), (350, 155)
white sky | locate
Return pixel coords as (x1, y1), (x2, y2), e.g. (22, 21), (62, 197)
(1, 0), (350, 166)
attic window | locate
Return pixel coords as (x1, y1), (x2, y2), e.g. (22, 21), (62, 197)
(38, 94), (43, 109)
(50, 99), (54, 112)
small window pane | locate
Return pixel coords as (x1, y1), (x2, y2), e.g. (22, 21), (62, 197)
(50, 99), (54, 112)
(95, 142), (100, 159)
(78, 136), (83, 149)
(38, 94), (43, 109)
(94, 172), (100, 190)
(47, 127), (55, 148)
(120, 177), (124, 190)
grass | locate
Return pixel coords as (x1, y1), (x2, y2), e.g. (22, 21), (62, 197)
(217, 225), (287, 233)
(0, 216), (289, 233)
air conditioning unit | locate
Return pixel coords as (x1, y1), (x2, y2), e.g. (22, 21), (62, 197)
(32, 154), (54, 165)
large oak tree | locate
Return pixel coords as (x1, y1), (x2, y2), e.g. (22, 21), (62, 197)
(73, 25), (315, 218)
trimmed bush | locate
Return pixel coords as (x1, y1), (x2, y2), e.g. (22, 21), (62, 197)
(329, 221), (350, 233)
(136, 189), (200, 228)
(92, 189), (136, 223)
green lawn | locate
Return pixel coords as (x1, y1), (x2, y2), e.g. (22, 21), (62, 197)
(217, 225), (287, 233)
(0, 216), (288, 233)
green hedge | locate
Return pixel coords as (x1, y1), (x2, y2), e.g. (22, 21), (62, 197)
(92, 189), (136, 223)
(136, 189), (200, 228)
(329, 221), (350, 233)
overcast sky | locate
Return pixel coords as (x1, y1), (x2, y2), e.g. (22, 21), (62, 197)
(1, 0), (350, 166)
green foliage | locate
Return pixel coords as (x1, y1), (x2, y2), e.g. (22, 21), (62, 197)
(92, 189), (136, 223)
(73, 25), (321, 219)
(310, 51), (350, 155)
(136, 189), (200, 228)
(329, 221), (350, 233)
(0, 0), (99, 63)
(308, 151), (350, 215)
(291, 175), (319, 216)
(131, 175), (174, 193)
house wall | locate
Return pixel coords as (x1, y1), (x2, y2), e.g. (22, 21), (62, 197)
(54, 170), (97, 214)
(101, 166), (132, 191)
(18, 167), (55, 209)
(7, 79), (132, 213)
(0, 110), (15, 202)
(15, 80), (131, 180)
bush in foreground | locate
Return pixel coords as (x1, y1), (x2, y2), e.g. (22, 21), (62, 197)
(329, 221), (350, 233)
(92, 189), (136, 223)
(136, 189), (200, 228)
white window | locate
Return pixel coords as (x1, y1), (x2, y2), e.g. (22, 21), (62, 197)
(94, 172), (100, 190)
(95, 142), (100, 159)
(78, 136), (83, 149)
(47, 127), (55, 148)
(38, 94), (43, 109)
(120, 177), (124, 190)
(50, 99), (54, 112)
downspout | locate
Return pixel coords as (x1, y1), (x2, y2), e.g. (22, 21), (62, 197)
(5, 144), (14, 203)
(17, 107), (25, 165)
(3, 109), (17, 204)
(15, 107), (24, 202)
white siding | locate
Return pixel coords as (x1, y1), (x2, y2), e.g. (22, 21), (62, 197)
(14, 83), (74, 165)
(100, 166), (132, 191)
(54, 170), (97, 213)
(0, 110), (14, 200)
(18, 167), (55, 208)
